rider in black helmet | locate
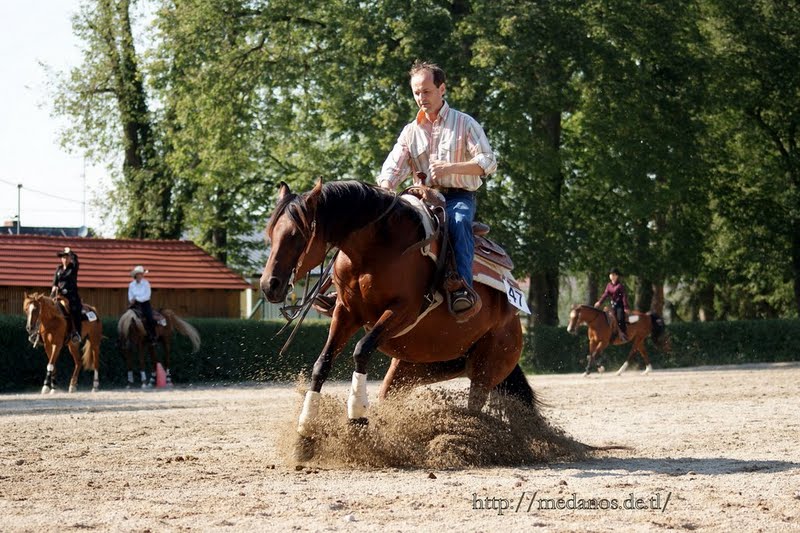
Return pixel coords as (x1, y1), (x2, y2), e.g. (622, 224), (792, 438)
(594, 267), (630, 342)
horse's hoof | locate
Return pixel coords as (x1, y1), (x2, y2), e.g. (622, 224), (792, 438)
(582, 372), (589, 378)
(49, 388), (57, 395)
(68, 386), (76, 393)
(41, 386), (50, 395)
(597, 366), (605, 374)
(91, 387), (99, 393)
(348, 417), (369, 427)
(294, 435), (316, 462)
(642, 365), (652, 375)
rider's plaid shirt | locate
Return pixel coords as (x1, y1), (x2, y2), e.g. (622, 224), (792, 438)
(377, 101), (497, 191)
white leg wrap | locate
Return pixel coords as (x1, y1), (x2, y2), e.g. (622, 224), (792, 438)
(47, 364), (55, 372)
(347, 372), (369, 420)
(617, 361), (629, 375)
(297, 391), (321, 437)
(127, 371), (134, 383)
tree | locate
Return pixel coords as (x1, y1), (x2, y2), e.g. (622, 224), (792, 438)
(701, 0), (800, 316)
(53, 0), (181, 238)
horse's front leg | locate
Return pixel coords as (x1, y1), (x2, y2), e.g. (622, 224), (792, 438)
(42, 340), (61, 394)
(137, 343), (149, 388)
(346, 307), (415, 424)
(297, 306), (360, 439)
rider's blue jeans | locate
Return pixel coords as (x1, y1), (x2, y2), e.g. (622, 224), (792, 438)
(444, 190), (476, 287)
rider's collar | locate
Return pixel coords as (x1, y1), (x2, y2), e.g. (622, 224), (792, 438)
(416, 101), (450, 125)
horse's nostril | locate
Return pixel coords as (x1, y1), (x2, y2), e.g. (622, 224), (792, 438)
(268, 277), (281, 291)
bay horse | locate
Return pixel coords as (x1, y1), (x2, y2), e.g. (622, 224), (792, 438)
(566, 304), (667, 376)
(23, 292), (101, 393)
(118, 308), (201, 388)
(260, 180), (535, 458)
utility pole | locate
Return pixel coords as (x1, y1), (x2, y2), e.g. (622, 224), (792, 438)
(16, 184), (21, 234)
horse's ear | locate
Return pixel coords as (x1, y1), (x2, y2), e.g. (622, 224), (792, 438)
(277, 181), (291, 199)
(306, 178), (323, 211)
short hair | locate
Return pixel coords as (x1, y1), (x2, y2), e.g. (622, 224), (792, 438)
(409, 61), (446, 87)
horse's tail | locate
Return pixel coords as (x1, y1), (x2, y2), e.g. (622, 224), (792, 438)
(494, 364), (539, 410)
(118, 309), (143, 339)
(649, 313), (670, 351)
(163, 310), (201, 353)
(81, 334), (96, 370)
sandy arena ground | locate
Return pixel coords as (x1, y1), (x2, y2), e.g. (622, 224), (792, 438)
(1, 362), (799, 532)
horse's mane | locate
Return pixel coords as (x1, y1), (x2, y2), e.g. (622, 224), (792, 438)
(25, 292), (58, 312)
(268, 180), (402, 244)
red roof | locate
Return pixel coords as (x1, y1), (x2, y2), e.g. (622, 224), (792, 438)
(0, 235), (249, 290)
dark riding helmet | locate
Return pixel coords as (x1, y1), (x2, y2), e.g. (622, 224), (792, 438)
(56, 247), (72, 257)
(609, 267), (622, 276)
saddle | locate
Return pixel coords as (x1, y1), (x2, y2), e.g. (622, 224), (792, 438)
(399, 186), (520, 321)
(55, 297), (98, 322)
(130, 305), (168, 327)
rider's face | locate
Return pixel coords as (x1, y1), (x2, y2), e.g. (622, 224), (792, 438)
(411, 71), (445, 118)
(60, 256), (69, 267)
(609, 273), (619, 283)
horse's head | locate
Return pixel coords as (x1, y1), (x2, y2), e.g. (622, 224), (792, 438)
(566, 304), (583, 335)
(23, 292), (44, 335)
(260, 180), (326, 303)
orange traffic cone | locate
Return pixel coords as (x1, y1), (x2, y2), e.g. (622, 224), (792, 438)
(155, 362), (167, 388)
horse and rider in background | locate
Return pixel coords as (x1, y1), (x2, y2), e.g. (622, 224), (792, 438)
(118, 265), (200, 388)
(24, 247), (102, 392)
(567, 269), (668, 376)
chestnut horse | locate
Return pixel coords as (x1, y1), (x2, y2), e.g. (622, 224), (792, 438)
(118, 308), (201, 388)
(566, 304), (667, 376)
(260, 180), (535, 457)
(23, 292), (101, 393)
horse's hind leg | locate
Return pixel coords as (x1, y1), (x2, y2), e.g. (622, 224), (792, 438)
(465, 326), (522, 412)
(67, 344), (81, 393)
(637, 340), (652, 375)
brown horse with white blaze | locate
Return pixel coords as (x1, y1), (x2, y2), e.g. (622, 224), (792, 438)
(261, 180), (535, 457)
(23, 292), (101, 393)
(566, 304), (667, 376)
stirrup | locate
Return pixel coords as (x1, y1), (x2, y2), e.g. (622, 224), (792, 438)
(312, 292), (337, 317)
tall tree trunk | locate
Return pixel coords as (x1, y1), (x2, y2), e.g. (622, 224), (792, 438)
(793, 217), (800, 315)
(635, 277), (653, 312)
(529, 268), (559, 326)
(651, 281), (664, 315)
(697, 282), (716, 321)
(586, 271), (599, 306)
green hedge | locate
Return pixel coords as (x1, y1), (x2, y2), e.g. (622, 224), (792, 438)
(0, 316), (389, 392)
(1, 315), (799, 392)
(523, 318), (800, 374)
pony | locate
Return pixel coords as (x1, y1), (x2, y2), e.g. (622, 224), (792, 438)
(23, 292), (101, 393)
(117, 308), (201, 388)
(260, 180), (535, 458)
(566, 304), (667, 376)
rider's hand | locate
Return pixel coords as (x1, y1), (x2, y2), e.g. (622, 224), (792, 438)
(429, 160), (451, 184)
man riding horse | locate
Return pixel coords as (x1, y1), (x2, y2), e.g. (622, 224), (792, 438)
(51, 247), (82, 344)
(378, 61), (497, 320)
